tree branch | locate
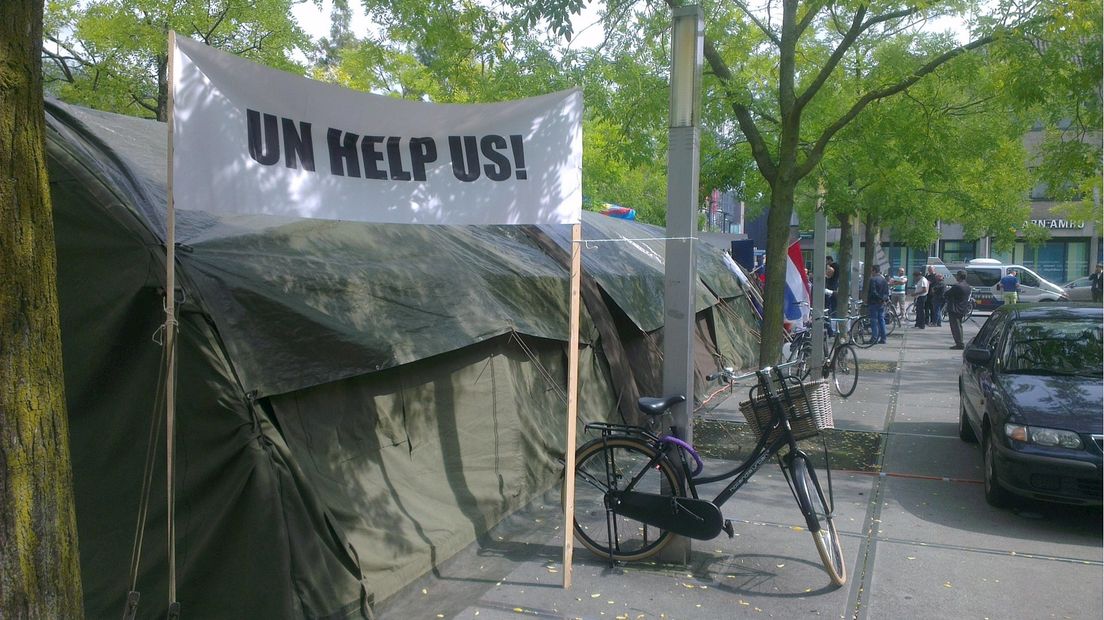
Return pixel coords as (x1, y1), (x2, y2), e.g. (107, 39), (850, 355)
(794, 0), (825, 39)
(703, 38), (778, 182)
(41, 48), (76, 83)
(795, 32), (997, 180)
(202, 6), (232, 42)
(131, 93), (158, 115)
(795, 6), (924, 114)
(732, 0), (781, 45)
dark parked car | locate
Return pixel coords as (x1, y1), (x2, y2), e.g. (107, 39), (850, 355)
(958, 303), (1103, 507)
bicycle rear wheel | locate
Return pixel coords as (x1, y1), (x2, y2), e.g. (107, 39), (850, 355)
(790, 453), (847, 586)
(831, 344), (858, 397)
(848, 316), (876, 348)
(565, 436), (681, 562)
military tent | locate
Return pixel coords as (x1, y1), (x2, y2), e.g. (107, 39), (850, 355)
(43, 99), (762, 619)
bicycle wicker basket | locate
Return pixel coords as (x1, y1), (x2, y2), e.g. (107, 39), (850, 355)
(738, 379), (833, 443)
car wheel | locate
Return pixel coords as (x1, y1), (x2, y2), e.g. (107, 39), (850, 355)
(958, 394), (976, 443)
(982, 429), (1013, 508)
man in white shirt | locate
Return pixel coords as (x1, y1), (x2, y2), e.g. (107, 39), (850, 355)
(909, 269), (929, 328)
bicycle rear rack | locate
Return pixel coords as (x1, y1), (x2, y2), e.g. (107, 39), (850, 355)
(584, 421), (660, 442)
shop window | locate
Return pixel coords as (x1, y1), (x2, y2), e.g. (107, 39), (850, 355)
(940, 240), (975, 264)
(1014, 240), (1087, 284)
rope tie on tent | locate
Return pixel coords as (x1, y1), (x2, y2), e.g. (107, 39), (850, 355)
(508, 330), (568, 404)
(122, 321), (175, 620)
(151, 290), (182, 345)
(577, 235), (697, 250)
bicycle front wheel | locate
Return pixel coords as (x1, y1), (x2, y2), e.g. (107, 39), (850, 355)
(831, 344), (859, 397)
(790, 454), (847, 586)
(787, 339), (813, 381)
(565, 436), (681, 562)
(849, 317), (876, 349)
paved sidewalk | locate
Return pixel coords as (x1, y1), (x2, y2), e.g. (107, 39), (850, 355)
(376, 317), (1103, 619)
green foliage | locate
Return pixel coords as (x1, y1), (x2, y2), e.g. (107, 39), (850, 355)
(582, 119), (668, 225)
(783, 25), (1036, 255)
(44, 0), (312, 119)
(989, 0), (1103, 215)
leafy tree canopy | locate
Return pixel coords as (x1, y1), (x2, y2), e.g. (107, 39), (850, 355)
(43, 0), (312, 119)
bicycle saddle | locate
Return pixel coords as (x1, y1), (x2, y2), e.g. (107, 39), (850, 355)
(636, 394), (686, 416)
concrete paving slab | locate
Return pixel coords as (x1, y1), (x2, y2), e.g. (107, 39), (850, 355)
(865, 540), (1103, 620)
(876, 476), (1102, 561)
(882, 433), (981, 480)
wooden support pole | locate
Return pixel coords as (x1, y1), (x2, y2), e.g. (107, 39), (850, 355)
(164, 30), (180, 614)
(562, 222), (582, 588)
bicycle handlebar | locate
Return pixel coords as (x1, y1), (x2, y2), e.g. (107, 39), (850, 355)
(707, 359), (801, 384)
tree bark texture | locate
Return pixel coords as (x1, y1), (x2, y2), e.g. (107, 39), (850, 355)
(836, 212), (854, 316)
(862, 215), (880, 303)
(0, 0), (85, 617)
(757, 178), (796, 365)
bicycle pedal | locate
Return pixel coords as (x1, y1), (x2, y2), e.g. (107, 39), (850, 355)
(722, 519), (734, 539)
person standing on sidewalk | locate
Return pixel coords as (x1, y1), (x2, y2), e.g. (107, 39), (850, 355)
(923, 267), (940, 326)
(825, 256), (839, 317)
(910, 269), (929, 328)
(1090, 263), (1103, 303)
(928, 271), (947, 327)
(946, 270), (972, 349)
(867, 265), (890, 344)
(889, 267), (908, 320)
(996, 269), (1019, 305)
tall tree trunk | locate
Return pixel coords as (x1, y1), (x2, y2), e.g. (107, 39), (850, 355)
(758, 178), (796, 365)
(156, 52), (169, 122)
(0, 0), (85, 617)
(836, 211), (854, 316)
(862, 214), (880, 303)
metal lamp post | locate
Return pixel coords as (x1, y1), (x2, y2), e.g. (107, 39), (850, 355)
(661, 4), (703, 562)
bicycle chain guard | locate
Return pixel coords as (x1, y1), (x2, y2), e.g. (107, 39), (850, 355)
(607, 490), (724, 541)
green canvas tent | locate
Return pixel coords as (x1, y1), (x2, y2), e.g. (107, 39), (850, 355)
(44, 99), (762, 619)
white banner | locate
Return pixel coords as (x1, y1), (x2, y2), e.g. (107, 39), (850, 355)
(171, 36), (581, 225)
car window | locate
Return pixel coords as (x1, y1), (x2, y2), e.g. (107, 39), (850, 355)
(966, 268), (1000, 287)
(1017, 270), (1040, 287)
(1002, 319), (1104, 376)
(972, 311), (1007, 348)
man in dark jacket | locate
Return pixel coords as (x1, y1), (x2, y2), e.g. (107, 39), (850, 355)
(1090, 263), (1103, 303)
(867, 265), (890, 344)
(946, 270), (972, 350)
(825, 256), (839, 317)
(926, 266), (947, 327)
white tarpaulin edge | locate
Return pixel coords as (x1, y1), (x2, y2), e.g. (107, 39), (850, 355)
(171, 36), (581, 225)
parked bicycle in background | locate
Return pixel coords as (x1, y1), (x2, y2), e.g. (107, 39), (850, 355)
(787, 315), (859, 397)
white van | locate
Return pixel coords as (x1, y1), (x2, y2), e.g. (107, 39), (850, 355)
(963, 258), (1068, 311)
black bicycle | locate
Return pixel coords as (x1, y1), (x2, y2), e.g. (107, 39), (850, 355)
(564, 364), (846, 586)
(849, 303), (898, 347)
(787, 317), (859, 397)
